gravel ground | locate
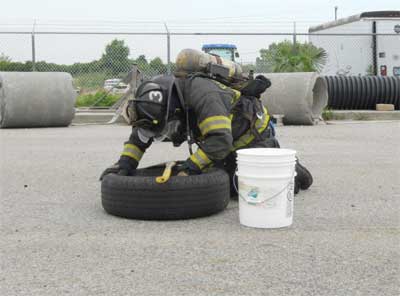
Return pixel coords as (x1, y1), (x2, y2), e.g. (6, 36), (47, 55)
(1, 121), (399, 296)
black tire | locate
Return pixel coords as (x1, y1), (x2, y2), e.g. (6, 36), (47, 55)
(101, 166), (230, 220)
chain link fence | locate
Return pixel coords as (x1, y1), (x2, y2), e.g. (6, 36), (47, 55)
(1, 31), (399, 106)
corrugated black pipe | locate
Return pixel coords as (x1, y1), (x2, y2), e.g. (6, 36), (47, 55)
(324, 76), (400, 110)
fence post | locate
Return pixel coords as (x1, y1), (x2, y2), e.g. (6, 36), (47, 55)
(164, 22), (171, 74)
(31, 20), (36, 72)
(292, 21), (297, 54)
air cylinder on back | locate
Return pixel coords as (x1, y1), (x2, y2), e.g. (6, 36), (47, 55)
(175, 48), (243, 80)
(0, 72), (77, 128)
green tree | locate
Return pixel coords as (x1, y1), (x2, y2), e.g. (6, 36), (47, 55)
(258, 41), (327, 73)
(0, 60), (31, 71)
(149, 57), (167, 74)
(101, 39), (131, 75)
(135, 55), (150, 75)
(136, 55), (148, 66)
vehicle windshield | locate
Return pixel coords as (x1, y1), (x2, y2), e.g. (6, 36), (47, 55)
(205, 48), (234, 61)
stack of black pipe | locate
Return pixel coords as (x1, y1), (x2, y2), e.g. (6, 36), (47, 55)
(324, 76), (400, 110)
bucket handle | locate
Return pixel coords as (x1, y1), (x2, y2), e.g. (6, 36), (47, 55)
(233, 168), (295, 205)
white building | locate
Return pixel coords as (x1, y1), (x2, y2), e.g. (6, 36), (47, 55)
(309, 11), (400, 77)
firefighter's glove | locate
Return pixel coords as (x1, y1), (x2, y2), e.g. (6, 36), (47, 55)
(255, 74), (272, 87)
(99, 158), (136, 181)
(241, 75), (272, 98)
(175, 161), (201, 176)
(99, 164), (127, 181)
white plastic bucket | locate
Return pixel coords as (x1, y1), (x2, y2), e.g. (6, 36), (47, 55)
(236, 148), (296, 228)
(237, 148), (296, 164)
(237, 160), (296, 176)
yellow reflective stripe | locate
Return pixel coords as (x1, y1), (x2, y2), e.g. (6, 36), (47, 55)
(255, 109), (270, 133)
(212, 79), (239, 95)
(211, 80), (227, 90)
(197, 149), (211, 163)
(232, 110), (270, 150)
(190, 148), (212, 170)
(231, 89), (241, 104)
(199, 116), (231, 136)
(199, 116), (230, 129)
(210, 79), (241, 106)
(121, 144), (143, 162)
(201, 122), (231, 136)
(232, 132), (254, 150)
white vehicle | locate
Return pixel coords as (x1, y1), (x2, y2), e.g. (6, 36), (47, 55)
(104, 78), (121, 90)
(104, 78), (128, 93)
(309, 11), (400, 77)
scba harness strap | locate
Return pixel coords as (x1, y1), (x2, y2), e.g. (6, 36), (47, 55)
(183, 73), (271, 154)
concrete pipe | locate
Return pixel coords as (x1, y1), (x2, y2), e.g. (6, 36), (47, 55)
(259, 72), (328, 125)
(0, 72), (76, 128)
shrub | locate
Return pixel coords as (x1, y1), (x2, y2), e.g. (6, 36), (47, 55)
(75, 91), (121, 107)
(322, 108), (333, 121)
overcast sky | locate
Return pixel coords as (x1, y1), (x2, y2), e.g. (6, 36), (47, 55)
(1, 0), (399, 64)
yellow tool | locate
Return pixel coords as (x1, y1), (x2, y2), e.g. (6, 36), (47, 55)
(156, 161), (176, 184)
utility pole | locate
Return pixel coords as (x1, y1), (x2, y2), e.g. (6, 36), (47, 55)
(335, 6), (338, 21)
(31, 20), (36, 72)
(292, 21), (297, 54)
(163, 22), (171, 75)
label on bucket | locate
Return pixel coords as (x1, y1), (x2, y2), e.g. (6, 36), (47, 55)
(238, 181), (277, 207)
(286, 179), (294, 217)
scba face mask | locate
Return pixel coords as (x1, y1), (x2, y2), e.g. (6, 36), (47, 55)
(137, 119), (184, 144)
(137, 127), (156, 143)
(133, 75), (186, 145)
(162, 120), (183, 144)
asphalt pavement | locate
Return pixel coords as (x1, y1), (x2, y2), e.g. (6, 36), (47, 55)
(1, 121), (399, 296)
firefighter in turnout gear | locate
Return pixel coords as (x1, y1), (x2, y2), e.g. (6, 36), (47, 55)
(100, 74), (313, 196)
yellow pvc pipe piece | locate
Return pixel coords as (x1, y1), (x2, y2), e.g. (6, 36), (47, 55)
(156, 161), (176, 184)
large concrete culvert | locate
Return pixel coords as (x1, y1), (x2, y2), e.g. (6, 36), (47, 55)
(0, 72), (77, 128)
(259, 72), (328, 125)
